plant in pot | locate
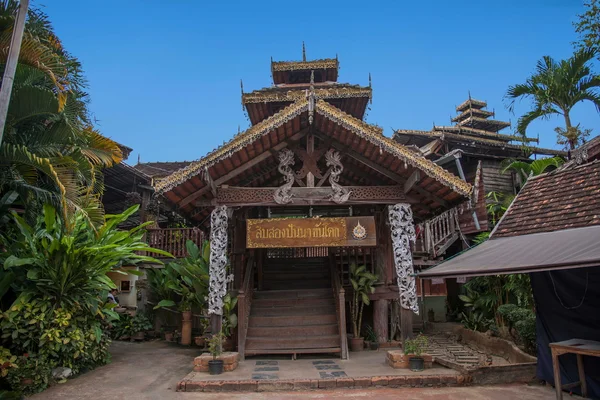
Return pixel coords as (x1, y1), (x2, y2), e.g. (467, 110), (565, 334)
(130, 313), (153, 341)
(364, 324), (379, 350)
(150, 240), (211, 346)
(221, 294), (238, 351)
(194, 318), (210, 347)
(428, 308), (435, 323)
(403, 334), (428, 372)
(349, 264), (378, 352)
(207, 332), (225, 375)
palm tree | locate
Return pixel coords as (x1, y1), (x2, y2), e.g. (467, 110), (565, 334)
(501, 156), (565, 183)
(0, 2), (122, 227)
(506, 48), (600, 150)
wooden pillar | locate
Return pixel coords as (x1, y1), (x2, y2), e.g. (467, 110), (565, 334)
(401, 308), (414, 344)
(373, 299), (389, 343)
(210, 313), (222, 336)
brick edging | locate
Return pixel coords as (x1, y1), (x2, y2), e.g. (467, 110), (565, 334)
(177, 374), (472, 392)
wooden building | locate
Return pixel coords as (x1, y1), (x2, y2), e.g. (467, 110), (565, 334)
(152, 53), (473, 359)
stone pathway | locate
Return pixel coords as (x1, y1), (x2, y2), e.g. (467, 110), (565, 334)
(252, 360), (279, 380)
(425, 333), (490, 370)
(312, 360), (347, 379)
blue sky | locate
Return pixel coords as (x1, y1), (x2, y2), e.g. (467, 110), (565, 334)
(42, 0), (596, 163)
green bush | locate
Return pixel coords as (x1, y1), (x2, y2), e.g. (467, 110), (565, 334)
(497, 304), (536, 354)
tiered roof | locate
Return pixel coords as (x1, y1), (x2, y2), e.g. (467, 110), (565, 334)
(243, 49), (371, 125)
(394, 95), (566, 158)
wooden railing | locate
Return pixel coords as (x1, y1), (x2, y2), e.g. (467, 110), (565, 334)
(237, 255), (255, 361)
(415, 208), (459, 258)
(146, 228), (204, 258)
(330, 258), (349, 360)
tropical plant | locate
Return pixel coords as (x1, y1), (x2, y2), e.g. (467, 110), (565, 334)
(0, 347), (16, 378)
(364, 324), (377, 343)
(221, 294), (238, 338)
(0, 1), (122, 227)
(506, 48), (600, 149)
(130, 313), (153, 335)
(349, 264), (378, 339)
(0, 204), (170, 311)
(485, 191), (515, 226)
(403, 334), (428, 356)
(149, 240), (210, 312)
(459, 311), (492, 333)
(501, 157), (565, 184)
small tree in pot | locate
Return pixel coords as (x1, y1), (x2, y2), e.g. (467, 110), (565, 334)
(349, 264), (378, 352)
(403, 334), (428, 371)
(207, 332), (225, 375)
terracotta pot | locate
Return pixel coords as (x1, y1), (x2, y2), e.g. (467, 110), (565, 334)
(181, 311), (192, 345)
(182, 311), (192, 321)
(194, 336), (206, 347)
(131, 331), (145, 341)
(164, 332), (174, 342)
(350, 337), (364, 352)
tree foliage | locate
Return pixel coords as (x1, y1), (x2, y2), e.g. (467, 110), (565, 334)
(574, 0), (600, 52)
(506, 48), (600, 149)
(0, 1), (122, 228)
(501, 156), (565, 184)
(349, 264), (377, 339)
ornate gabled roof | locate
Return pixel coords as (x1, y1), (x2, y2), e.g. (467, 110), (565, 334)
(156, 98), (472, 199)
(316, 100), (472, 197)
(271, 57), (339, 84)
(155, 99), (310, 194)
(452, 108), (494, 122)
(242, 83), (371, 105)
(431, 125), (535, 143)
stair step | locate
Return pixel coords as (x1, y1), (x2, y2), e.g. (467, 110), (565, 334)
(249, 314), (337, 327)
(253, 297), (333, 307)
(248, 323), (338, 337)
(245, 347), (341, 356)
(253, 289), (332, 299)
(246, 335), (340, 350)
(251, 305), (335, 317)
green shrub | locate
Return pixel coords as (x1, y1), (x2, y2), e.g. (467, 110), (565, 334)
(404, 334), (428, 356)
(497, 304), (536, 354)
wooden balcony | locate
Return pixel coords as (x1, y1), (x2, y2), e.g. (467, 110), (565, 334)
(146, 228), (205, 258)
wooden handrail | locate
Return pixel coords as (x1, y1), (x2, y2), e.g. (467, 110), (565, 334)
(237, 255), (254, 361)
(415, 208), (459, 257)
(330, 257), (349, 360)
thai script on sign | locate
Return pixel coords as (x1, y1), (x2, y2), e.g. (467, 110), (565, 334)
(254, 223), (343, 240)
(246, 217), (348, 248)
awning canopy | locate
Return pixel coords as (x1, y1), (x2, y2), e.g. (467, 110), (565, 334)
(418, 225), (600, 278)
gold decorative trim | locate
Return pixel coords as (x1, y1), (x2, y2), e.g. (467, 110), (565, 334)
(315, 100), (473, 197)
(271, 58), (339, 72)
(242, 86), (372, 104)
(155, 99), (309, 193)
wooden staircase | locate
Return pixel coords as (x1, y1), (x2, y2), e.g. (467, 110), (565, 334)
(244, 257), (342, 357)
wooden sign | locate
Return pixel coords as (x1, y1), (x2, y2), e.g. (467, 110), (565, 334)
(246, 216), (376, 248)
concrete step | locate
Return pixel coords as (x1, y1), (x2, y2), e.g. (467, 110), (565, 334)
(245, 347), (341, 356)
(246, 335), (340, 350)
(263, 282), (331, 290)
(249, 314), (337, 327)
(247, 323), (338, 337)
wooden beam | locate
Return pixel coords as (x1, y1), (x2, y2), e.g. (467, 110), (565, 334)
(203, 185), (418, 207)
(203, 167), (217, 197)
(178, 129), (309, 207)
(403, 170), (420, 194)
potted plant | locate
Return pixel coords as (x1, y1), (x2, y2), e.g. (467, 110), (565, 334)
(349, 264), (378, 352)
(403, 334), (428, 372)
(207, 332), (225, 375)
(194, 318), (210, 347)
(364, 324), (379, 350)
(130, 313), (153, 341)
(150, 240), (211, 346)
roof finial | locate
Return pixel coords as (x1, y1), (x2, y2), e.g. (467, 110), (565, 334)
(137, 154), (140, 165)
(368, 72), (372, 88)
(302, 41), (306, 61)
(240, 79), (244, 94)
(468, 90), (471, 100)
(238, 125), (241, 135)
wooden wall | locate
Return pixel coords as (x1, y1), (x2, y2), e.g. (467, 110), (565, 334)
(481, 159), (516, 198)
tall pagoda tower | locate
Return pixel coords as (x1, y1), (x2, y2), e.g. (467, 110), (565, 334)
(451, 97), (510, 133)
(242, 48), (372, 126)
